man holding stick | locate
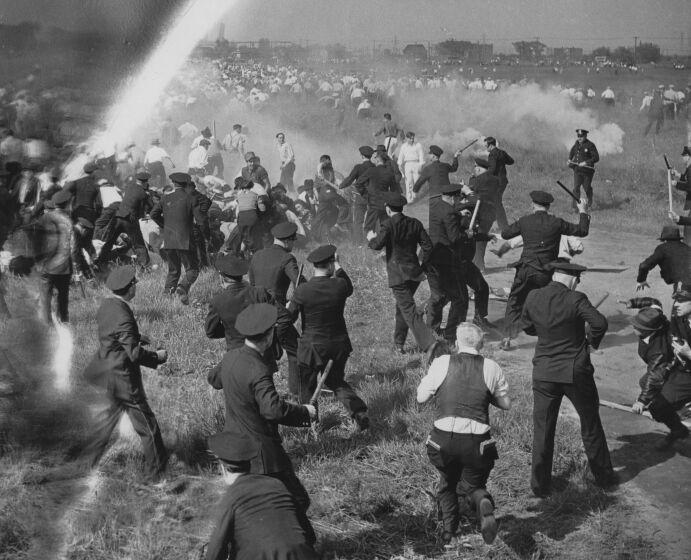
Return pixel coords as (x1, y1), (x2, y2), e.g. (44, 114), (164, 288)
(671, 146), (691, 245)
(412, 145), (461, 200)
(568, 129), (599, 210)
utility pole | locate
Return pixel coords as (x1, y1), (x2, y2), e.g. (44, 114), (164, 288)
(633, 36), (638, 65)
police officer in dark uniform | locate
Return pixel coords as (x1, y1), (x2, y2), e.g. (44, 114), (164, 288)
(81, 266), (169, 482)
(500, 190), (590, 350)
(96, 171), (153, 268)
(289, 245), (369, 430)
(63, 161), (102, 268)
(485, 136), (514, 230)
(208, 303), (317, 520)
(413, 145), (460, 199)
(427, 184), (471, 344)
(339, 145), (374, 242)
(186, 179), (212, 268)
(568, 129), (599, 210)
(468, 157), (500, 272)
(521, 261), (615, 496)
(150, 172), (208, 304)
(354, 150), (400, 235)
(204, 431), (318, 560)
(367, 192), (436, 354)
(671, 146), (691, 244)
(636, 225), (691, 293)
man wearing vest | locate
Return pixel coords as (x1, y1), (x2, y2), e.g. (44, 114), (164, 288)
(417, 323), (510, 546)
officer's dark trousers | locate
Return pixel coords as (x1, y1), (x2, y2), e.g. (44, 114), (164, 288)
(97, 217), (150, 267)
(462, 262), (489, 319)
(40, 273), (70, 323)
(426, 427), (494, 534)
(363, 206), (388, 234)
(648, 368), (691, 435)
(391, 280), (435, 351)
(427, 271), (467, 342)
(297, 356), (367, 417)
(643, 114), (664, 136)
(276, 323), (300, 396)
(495, 183), (509, 230)
(503, 265), (551, 339)
(531, 372), (613, 495)
(269, 469), (316, 545)
(163, 249), (199, 294)
(683, 210), (691, 247)
(83, 397), (167, 481)
(572, 171), (594, 207)
(472, 212), (496, 272)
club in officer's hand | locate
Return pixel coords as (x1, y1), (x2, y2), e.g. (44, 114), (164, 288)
(669, 211), (681, 224)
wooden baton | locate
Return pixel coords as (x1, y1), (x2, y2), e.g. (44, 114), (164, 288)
(309, 359), (334, 406)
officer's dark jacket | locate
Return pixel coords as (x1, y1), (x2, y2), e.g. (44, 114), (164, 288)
(83, 297), (160, 402)
(150, 187), (207, 250)
(501, 211), (590, 268)
(208, 345), (310, 474)
(522, 282), (608, 383)
(487, 147), (514, 186)
(413, 158), (459, 196)
(64, 175), (102, 221)
(290, 268), (353, 366)
(428, 197), (468, 270)
(637, 240), (691, 285)
(354, 165), (399, 210)
(204, 474), (318, 560)
(673, 164), (691, 210)
(249, 245), (301, 306)
(568, 139), (599, 174)
(339, 160), (373, 204)
(637, 327), (673, 404)
(468, 171), (500, 216)
(115, 183), (152, 220)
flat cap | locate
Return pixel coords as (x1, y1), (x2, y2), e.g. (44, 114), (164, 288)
(631, 307), (666, 333)
(105, 265), (136, 291)
(235, 303), (278, 337)
(271, 221), (298, 239)
(682, 146), (690, 157)
(384, 192), (408, 207)
(244, 151), (257, 161)
(673, 283), (691, 302)
(375, 144), (387, 152)
(51, 189), (72, 207)
(169, 172), (191, 185)
(307, 244), (337, 264)
(474, 157), (489, 169)
(659, 225), (682, 241)
(530, 190), (554, 205)
(358, 145), (374, 158)
(545, 261), (587, 276)
(576, 128), (589, 135)
(441, 184), (462, 195)
(135, 171), (151, 181)
(429, 145), (443, 157)
(208, 429), (258, 463)
(83, 162), (98, 173)
(215, 254), (249, 277)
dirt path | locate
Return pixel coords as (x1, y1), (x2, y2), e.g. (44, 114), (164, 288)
(478, 224), (691, 560)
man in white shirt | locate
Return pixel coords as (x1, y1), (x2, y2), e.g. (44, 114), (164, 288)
(418, 322), (510, 546)
(601, 86), (615, 107)
(144, 139), (175, 190)
(188, 139), (210, 174)
(276, 132), (296, 190)
(397, 132), (425, 201)
(222, 124), (247, 163)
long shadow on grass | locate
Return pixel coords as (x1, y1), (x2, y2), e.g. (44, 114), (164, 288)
(610, 432), (691, 483)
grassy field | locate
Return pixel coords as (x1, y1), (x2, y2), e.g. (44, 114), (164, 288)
(0, 243), (663, 559)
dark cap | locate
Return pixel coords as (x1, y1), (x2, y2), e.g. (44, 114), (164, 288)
(358, 145), (374, 158)
(199, 139), (211, 147)
(576, 128), (588, 136)
(374, 144), (387, 152)
(201, 127), (212, 136)
(51, 189), (72, 207)
(474, 157), (489, 169)
(484, 136), (496, 145)
(659, 226), (682, 241)
(631, 307), (666, 333)
(207, 429), (258, 463)
(384, 192), (408, 207)
(105, 265), (136, 291)
(215, 254), (249, 277)
(303, 179), (314, 188)
(271, 221), (298, 239)
(673, 283), (691, 302)
(429, 145), (443, 157)
(530, 190), (554, 205)
(545, 261), (587, 276)
(441, 184), (462, 196)
(307, 244), (337, 264)
(235, 303), (278, 337)
(244, 151), (257, 162)
(682, 146), (691, 157)
(169, 172), (191, 185)
(83, 162), (98, 173)
(271, 183), (287, 194)
(135, 171), (151, 182)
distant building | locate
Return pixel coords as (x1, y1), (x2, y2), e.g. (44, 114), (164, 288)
(552, 47), (584, 61)
(468, 43), (493, 63)
(403, 43), (427, 62)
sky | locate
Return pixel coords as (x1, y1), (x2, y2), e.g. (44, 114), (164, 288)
(2, 0), (690, 55)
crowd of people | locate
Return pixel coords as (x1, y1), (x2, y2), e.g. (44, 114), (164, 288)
(1, 59), (691, 558)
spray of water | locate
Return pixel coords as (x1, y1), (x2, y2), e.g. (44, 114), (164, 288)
(63, 0), (233, 181)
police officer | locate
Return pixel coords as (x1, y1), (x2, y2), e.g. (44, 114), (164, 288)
(207, 303), (317, 519)
(150, 172), (208, 304)
(568, 129), (599, 210)
(671, 146), (691, 244)
(339, 145), (375, 242)
(367, 192), (436, 354)
(484, 136), (514, 230)
(289, 245), (369, 430)
(354, 150), (400, 236)
(96, 171), (153, 268)
(636, 225), (691, 293)
(500, 190), (590, 350)
(204, 431), (318, 560)
(468, 157), (500, 272)
(417, 322), (510, 546)
(63, 161), (102, 268)
(81, 266), (169, 483)
(521, 261), (615, 496)
(412, 145), (460, 200)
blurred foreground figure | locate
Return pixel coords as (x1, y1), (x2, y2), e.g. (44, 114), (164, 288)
(521, 262), (616, 496)
(417, 323), (510, 546)
(81, 266), (169, 483)
(204, 432), (318, 560)
(636, 226), (690, 294)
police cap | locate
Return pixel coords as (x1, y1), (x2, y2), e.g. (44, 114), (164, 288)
(576, 128), (589, 136)
(384, 193), (408, 208)
(105, 265), (137, 292)
(429, 145), (443, 157)
(51, 189), (72, 207)
(235, 303), (278, 337)
(169, 172), (191, 185)
(307, 244), (337, 265)
(673, 283), (691, 302)
(682, 146), (690, 157)
(358, 146), (374, 158)
(659, 226), (682, 241)
(83, 162), (98, 173)
(441, 184), (463, 196)
(207, 429), (258, 464)
(271, 221), (298, 239)
(530, 190), (554, 205)
(135, 171), (151, 182)
(474, 157), (489, 169)
(215, 254), (249, 277)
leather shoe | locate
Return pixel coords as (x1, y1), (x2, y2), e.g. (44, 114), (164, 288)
(353, 412), (370, 431)
(656, 426), (689, 450)
(478, 497), (497, 544)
